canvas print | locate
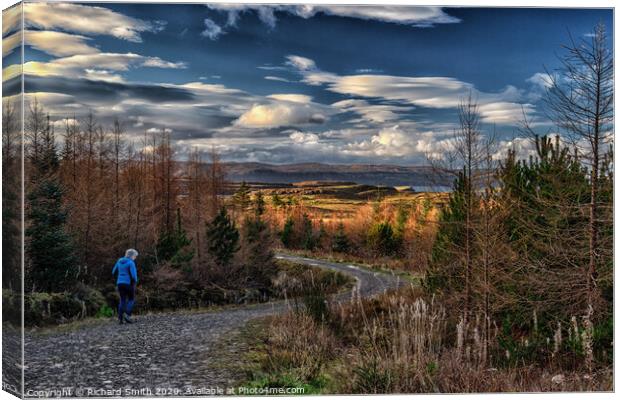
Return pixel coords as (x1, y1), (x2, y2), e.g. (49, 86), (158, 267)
(1, 1), (614, 397)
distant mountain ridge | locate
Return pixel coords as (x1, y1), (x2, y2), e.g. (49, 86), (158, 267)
(212, 162), (452, 188)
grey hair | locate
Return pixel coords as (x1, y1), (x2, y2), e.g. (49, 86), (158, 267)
(125, 248), (139, 258)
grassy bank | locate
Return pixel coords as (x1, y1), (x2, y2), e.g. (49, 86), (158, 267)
(240, 285), (613, 394)
(8, 259), (353, 328)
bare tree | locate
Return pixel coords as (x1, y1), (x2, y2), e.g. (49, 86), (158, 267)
(207, 146), (225, 218)
(26, 97), (45, 169)
(112, 118), (124, 219)
(2, 98), (21, 290)
(186, 148), (207, 261)
(545, 22), (613, 313)
(429, 94), (491, 321)
(2, 99), (17, 162)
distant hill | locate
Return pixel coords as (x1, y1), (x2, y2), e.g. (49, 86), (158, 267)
(213, 162), (452, 188)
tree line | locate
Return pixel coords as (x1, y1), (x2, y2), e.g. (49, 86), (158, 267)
(2, 97), (277, 300)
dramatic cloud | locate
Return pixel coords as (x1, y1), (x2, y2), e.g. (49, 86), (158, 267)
(293, 6), (460, 26)
(2, 30), (21, 58)
(5, 52), (187, 83)
(2, 3), (165, 42)
(288, 55), (535, 125)
(208, 5), (459, 29)
(308, 73), (471, 108)
(332, 99), (412, 123)
(344, 125), (416, 158)
(235, 101), (328, 128)
(4, 3), (579, 165)
(340, 126), (459, 161)
(3, 30), (99, 58)
(289, 131), (320, 144)
(267, 93), (313, 103)
(2, 4), (21, 37)
(18, 75), (197, 104)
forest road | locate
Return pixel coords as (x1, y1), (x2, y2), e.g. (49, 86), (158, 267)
(23, 254), (404, 396)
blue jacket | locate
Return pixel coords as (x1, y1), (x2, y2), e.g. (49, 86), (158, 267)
(112, 257), (138, 286)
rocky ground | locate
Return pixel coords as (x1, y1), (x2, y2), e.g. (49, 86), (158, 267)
(20, 255), (403, 397)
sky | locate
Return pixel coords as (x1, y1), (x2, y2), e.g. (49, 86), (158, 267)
(1, 3), (613, 164)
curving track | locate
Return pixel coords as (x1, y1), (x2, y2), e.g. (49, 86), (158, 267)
(22, 254), (403, 397)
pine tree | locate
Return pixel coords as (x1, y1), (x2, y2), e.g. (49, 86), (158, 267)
(233, 181), (251, 213)
(156, 208), (194, 268)
(27, 179), (78, 292)
(242, 216), (274, 287)
(498, 135), (593, 319)
(426, 168), (469, 293)
(301, 213), (316, 250)
(394, 203), (409, 247)
(280, 216), (294, 248)
(2, 100), (20, 290)
(332, 222), (350, 253)
(26, 112), (78, 292)
(254, 191), (266, 217)
(367, 221), (399, 257)
(2, 175), (20, 290)
(205, 207), (239, 267)
(317, 219), (328, 250)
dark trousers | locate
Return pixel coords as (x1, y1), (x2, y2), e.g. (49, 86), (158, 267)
(117, 284), (135, 320)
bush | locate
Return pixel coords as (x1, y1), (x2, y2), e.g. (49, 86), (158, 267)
(2, 290), (21, 325)
(72, 282), (106, 315)
(303, 286), (329, 323)
(96, 305), (114, 318)
(3, 286), (110, 326)
(265, 311), (337, 381)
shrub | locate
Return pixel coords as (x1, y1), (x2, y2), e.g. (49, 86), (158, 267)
(96, 305), (114, 318)
(303, 285), (329, 323)
(265, 311), (337, 381)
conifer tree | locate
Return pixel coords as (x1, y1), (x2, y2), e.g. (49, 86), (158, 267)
(205, 207), (239, 267)
(332, 222), (350, 253)
(242, 216), (274, 287)
(426, 168), (468, 294)
(280, 216), (294, 248)
(233, 181), (251, 213)
(367, 221), (399, 257)
(2, 100), (20, 290)
(26, 113), (78, 291)
(156, 208), (194, 268)
(301, 213), (316, 250)
(544, 22), (613, 314)
(254, 191), (266, 217)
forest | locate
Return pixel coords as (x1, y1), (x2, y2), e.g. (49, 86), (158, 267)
(1, 23), (613, 392)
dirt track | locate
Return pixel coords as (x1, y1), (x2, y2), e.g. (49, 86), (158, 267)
(22, 254), (403, 397)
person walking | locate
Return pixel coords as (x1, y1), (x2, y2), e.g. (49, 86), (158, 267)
(112, 249), (139, 324)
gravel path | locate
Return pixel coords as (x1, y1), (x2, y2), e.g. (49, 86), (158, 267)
(22, 254), (403, 397)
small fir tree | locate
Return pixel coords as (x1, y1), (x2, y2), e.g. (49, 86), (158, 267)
(205, 207), (240, 267)
(233, 181), (251, 212)
(332, 222), (350, 253)
(254, 191), (266, 217)
(156, 208), (194, 268)
(280, 216), (294, 248)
